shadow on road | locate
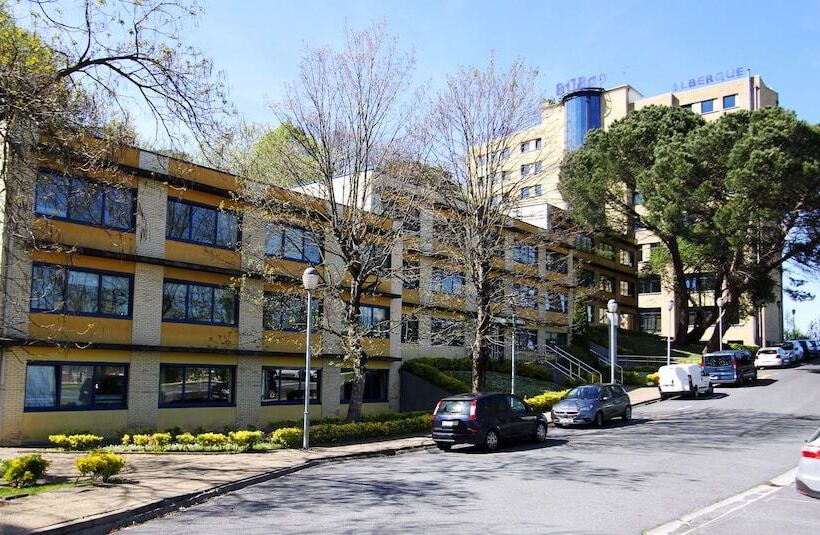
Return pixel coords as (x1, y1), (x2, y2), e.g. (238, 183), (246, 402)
(450, 437), (569, 455)
(744, 378), (777, 387)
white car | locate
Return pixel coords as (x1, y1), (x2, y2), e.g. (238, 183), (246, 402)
(658, 363), (713, 399)
(782, 341), (804, 362)
(755, 347), (791, 368)
(797, 427), (820, 499)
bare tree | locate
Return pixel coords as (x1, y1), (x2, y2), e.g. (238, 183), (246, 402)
(233, 23), (424, 422)
(427, 56), (578, 391)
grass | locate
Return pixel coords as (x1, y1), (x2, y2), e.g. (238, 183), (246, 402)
(0, 480), (84, 499)
(443, 370), (559, 397)
(589, 325), (703, 359)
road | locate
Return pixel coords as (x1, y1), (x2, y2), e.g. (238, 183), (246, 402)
(124, 362), (820, 535)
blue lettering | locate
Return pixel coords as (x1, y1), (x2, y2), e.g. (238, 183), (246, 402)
(556, 83), (565, 97)
(715, 72), (724, 82)
(577, 76), (587, 89)
(697, 76), (705, 86)
(736, 67), (745, 78)
(705, 74), (714, 84)
(688, 79), (696, 88)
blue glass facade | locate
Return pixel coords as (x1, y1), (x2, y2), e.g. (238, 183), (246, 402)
(564, 90), (603, 150)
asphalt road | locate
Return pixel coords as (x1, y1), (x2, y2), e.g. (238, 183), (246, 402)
(124, 362), (820, 535)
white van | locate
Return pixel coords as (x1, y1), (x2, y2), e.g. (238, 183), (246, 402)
(658, 364), (713, 399)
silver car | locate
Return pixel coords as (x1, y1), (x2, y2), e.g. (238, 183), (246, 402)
(797, 427), (820, 499)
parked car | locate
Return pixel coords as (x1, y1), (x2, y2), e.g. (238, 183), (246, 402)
(431, 393), (548, 452)
(795, 339), (817, 359)
(755, 347), (792, 369)
(551, 384), (631, 427)
(658, 364), (712, 398)
(792, 340), (811, 361)
(702, 350), (757, 386)
(807, 340), (820, 358)
(796, 427), (820, 499)
(779, 341), (803, 362)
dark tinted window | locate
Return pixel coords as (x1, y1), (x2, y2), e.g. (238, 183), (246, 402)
(508, 396), (526, 412)
(489, 395), (509, 413)
(704, 354), (732, 367)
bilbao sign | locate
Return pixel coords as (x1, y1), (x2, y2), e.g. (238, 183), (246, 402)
(556, 73), (607, 98)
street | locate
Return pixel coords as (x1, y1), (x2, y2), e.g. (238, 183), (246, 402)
(123, 363), (820, 535)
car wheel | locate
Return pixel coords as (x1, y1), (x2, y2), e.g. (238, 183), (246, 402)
(534, 423), (547, 443)
(484, 429), (500, 452)
(594, 411), (604, 427)
(436, 443), (452, 452)
(622, 405), (632, 421)
(737, 375), (744, 387)
(693, 386), (700, 399)
(752, 372), (758, 383)
(707, 384), (714, 395)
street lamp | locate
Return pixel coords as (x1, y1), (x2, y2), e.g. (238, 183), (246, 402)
(666, 299), (674, 366)
(607, 299), (618, 384)
(510, 311), (517, 395)
(301, 267), (319, 449)
(716, 297), (724, 351)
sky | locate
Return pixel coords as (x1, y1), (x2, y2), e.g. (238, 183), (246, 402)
(178, 0), (820, 333)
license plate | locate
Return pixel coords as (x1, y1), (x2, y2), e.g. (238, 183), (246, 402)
(442, 420), (456, 428)
(559, 418), (573, 424)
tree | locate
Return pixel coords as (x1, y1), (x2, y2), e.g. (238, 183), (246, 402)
(233, 23), (423, 422)
(807, 317), (820, 340)
(427, 56), (576, 391)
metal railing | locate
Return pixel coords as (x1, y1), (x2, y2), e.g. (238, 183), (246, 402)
(589, 344), (625, 384)
(539, 344), (602, 384)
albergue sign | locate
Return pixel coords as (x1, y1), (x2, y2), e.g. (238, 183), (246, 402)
(672, 67), (747, 92)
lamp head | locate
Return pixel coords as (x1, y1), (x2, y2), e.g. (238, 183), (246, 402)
(302, 267), (319, 291)
(667, 299), (674, 311)
(716, 297), (723, 308)
(607, 299), (618, 314)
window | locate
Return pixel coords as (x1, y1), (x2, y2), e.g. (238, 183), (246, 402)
(643, 242), (662, 262)
(264, 292), (320, 331)
(638, 276), (662, 294)
(534, 161), (543, 174)
(512, 284), (538, 309)
(534, 184), (543, 196)
(24, 363), (128, 411)
(30, 264), (131, 318)
(360, 304), (390, 338)
(166, 199), (239, 249)
(501, 148), (511, 159)
(620, 280), (635, 297)
(402, 210), (420, 232)
(431, 317), (464, 346)
(520, 141), (530, 153)
(575, 235), (593, 253)
(546, 252), (568, 274)
(723, 94), (737, 109)
(512, 242), (537, 265)
(265, 223), (322, 264)
(534, 138), (542, 150)
(640, 309), (662, 334)
(632, 192), (643, 205)
(340, 369), (389, 403)
(598, 243), (616, 261)
(685, 273), (715, 292)
(403, 261), (419, 290)
(262, 367), (320, 404)
(159, 365), (234, 406)
(401, 315), (419, 343)
(35, 171), (135, 230)
(520, 186), (531, 198)
(520, 164), (531, 177)
(432, 268), (464, 295)
(680, 103), (693, 112)
(599, 275), (615, 293)
(162, 280), (237, 325)
(619, 249), (635, 267)
(544, 331), (568, 346)
(546, 292), (569, 313)
(578, 269), (595, 287)
(515, 330), (538, 351)
(700, 99), (715, 113)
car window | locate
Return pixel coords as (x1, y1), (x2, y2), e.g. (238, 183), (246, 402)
(508, 396), (526, 413)
(566, 385), (601, 399)
(704, 354), (732, 367)
(490, 395), (509, 413)
(436, 399), (471, 415)
(614, 385), (628, 397)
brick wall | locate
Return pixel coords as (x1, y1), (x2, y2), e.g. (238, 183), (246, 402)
(126, 351), (160, 430)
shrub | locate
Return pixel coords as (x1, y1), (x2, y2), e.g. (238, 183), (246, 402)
(76, 452), (125, 483)
(524, 390), (570, 412)
(2, 454), (50, 487)
(175, 432), (196, 445)
(150, 433), (172, 447)
(647, 372), (660, 386)
(121, 434), (131, 446)
(48, 434), (104, 451)
(272, 414), (432, 448)
(228, 430), (264, 448)
(195, 432), (228, 447)
(271, 427), (302, 448)
(131, 434), (152, 447)
(400, 360), (470, 393)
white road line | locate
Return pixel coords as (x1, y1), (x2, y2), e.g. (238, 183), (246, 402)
(674, 405), (692, 411)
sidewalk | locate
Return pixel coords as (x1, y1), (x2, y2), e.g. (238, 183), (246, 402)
(0, 436), (434, 535)
(627, 386), (662, 406)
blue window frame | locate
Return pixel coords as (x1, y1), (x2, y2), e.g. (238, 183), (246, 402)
(359, 304), (390, 339)
(340, 369), (389, 403)
(263, 292), (321, 331)
(546, 292), (569, 313)
(262, 367), (321, 405)
(700, 99), (715, 113)
(35, 171), (135, 230)
(24, 362), (128, 411)
(166, 198), (239, 249)
(159, 364), (235, 407)
(432, 268), (464, 295)
(265, 223), (322, 264)
(30, 263), (132, 318)
(723, 94), (737, 109)
(162, 280), (238, 326)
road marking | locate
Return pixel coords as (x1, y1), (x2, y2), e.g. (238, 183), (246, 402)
(646, 468), (797, 535)
(674, 405), (692, 411)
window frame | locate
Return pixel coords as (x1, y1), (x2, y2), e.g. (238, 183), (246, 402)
(515, 329), (539, 352)
(723, 94), (737, 109)
(359, 304), (391, 339)
(431, 317), (464, 346)
(158, 364), (236, 408)
(34, 170), (137, 232)
(700, 99), (715, 113)
(512, 242), (538, 265)
(166, 198), (241, 250)
(261, 366), (321, 405)
(161, 279), (239, 326)
(401, 315), (419, 343)
(431, 268), (464, 296)
(340, 368), (389, 403)
(30, 263), (134, 319)
(24, 361), (129, 412)
(263, 291), (321, 332)
(265, 223), (322, 264)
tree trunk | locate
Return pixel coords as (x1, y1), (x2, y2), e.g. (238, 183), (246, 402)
(471, 292), (490, 392)
(344, 280), (366, 422)
(667, 242), (690, 345)
(705, 282), (740, 353)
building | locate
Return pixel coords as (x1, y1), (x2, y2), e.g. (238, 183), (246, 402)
(492, 71), (783, 346)
(0, 137), (627, 444)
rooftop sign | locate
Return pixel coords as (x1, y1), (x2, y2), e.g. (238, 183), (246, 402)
(672, 67), (748, 92)
(556, 73), (607, 98)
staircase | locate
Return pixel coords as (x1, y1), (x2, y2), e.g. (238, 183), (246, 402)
(589, 343), (625, 384)
(538, 344), (602, 384)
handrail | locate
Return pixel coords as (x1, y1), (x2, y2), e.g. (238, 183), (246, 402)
(540, 345), (602, 384)
(589, 344), (624, 384)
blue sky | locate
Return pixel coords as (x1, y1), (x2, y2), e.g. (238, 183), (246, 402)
(183, 0), (820, 332)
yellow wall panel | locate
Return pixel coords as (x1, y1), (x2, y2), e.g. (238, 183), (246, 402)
(31, 251), (135, 273)
(22, 411), (128, 442)
(29, 314), (132, 344)
(160, 323), (238, 349)
(156, 407), (237, 432)
(33, 219), (136, 255)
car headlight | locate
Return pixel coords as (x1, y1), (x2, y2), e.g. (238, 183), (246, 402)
(577, 404), (594, 412)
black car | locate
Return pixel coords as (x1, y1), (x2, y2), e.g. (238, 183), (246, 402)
(431, 392), (548, 452)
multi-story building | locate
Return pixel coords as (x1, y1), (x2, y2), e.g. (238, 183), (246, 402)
(492, 71), (782, 346)
(0, 139), (626, 444)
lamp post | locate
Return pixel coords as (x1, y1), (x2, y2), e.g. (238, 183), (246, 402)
(510, 311), (516, 395)
(301, 267), (319, 449)
(717, 297), (724, 351)
(666, 299), (674, 366)
(607, 299), (618, 384)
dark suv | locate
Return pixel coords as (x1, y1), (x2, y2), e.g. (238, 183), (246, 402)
(431, 392), (548, 452)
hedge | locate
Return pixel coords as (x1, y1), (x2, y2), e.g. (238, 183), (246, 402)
(48, 434), (103, 451)
(2, 454), (50, 487)
(524, 390), (569, 412)
(400, 360), (470, 393)
(271, 414), (431, 448)
(268, 411), (430, 432)
(76, 452), (125, 483)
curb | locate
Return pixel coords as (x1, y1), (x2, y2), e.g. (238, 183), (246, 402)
(30, 441), (435, 535)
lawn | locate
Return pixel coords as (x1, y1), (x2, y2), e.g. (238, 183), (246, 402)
(444, 370), (559, 398)
(589, 325), (703, 359)
(0, 480), (83, 499)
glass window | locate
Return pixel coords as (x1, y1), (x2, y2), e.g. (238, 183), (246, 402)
(31, 264), (131, 318)
(520, 186), (530, 198)
(701, 99), (715, 113)
(578, 269), (595, 287)
(565, 91), (603, 150)
(432, 268), (464, 295)
(544, 331), (568, 346)
(723, 94), (736, 109)
(619, 249), (635, 267)
(639, 276), (661, 294)
(513, 284), (538, 309)
(600, 275), (615, 293)
(159, 365), (234, 406)
(402, 210), (420, 232)
(166, 199), (239, 249)
(24, 363), (127, 411)
(546, 252), (568, 274)
(340, 369), (389, 403)
(620, 280), (635, 297)
(360, 304), (390, 338)
(512, 243), (537, 265)
(575, 235), (594, 253)
(534, 184), (542, 196)
(534, 138), (542, 150)
(67, 179), (103, 225)
(401, 315), (419, 343)
(262, 367), (320, 403)
(166, 200), (190, 241)
(546, 292), (569, 313)
(34, 172), (134, 230)
(520, 164), (531, 177)
(515, 330), (538, 351)
(431, 317), (464, 346)
(266, 223), (321, 264)
(640, 309), (662, 334)
(161, 280), (237, 325)
(263, 292), (319, 331)
(598, 243), (616, 261)
(520, 141), (530, 153)
(403, 261), (419, 290)
(35, 173), (69, 218)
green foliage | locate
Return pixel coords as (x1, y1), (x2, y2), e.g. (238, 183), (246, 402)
(2, 454), (50, 487)
(228, 430), (265, 447)
(271, 414), (432, 448)
(524, 390), (570, 412)
(131, 434), (151, 447)
(174, 432), (196, 445)
(268, 411), (430, 431)
(195, 433), (228, 447)
(400, 360), (470, 393)
(48, 434), (104, 451)
(76, 452), (125, 483)
(647, 372), (660, 387)
(270, 427), (302, 448)
(728, 343), (760, 354)
(401, 357), (554, 394)
(121, 434), (131, 446)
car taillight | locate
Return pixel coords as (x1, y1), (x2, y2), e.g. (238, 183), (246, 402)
(801, 446), (820, 459)
(469, 399), (477, 421)
(733, 359), (737, 370)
